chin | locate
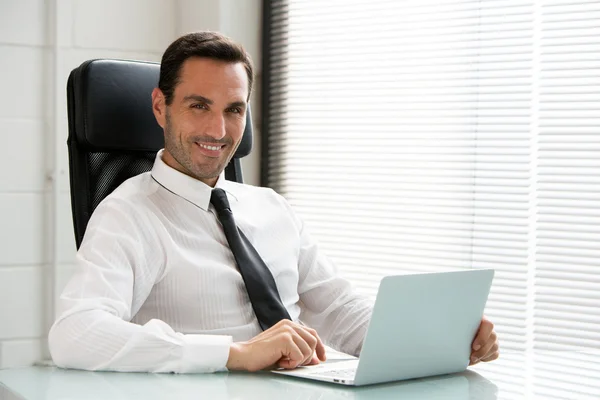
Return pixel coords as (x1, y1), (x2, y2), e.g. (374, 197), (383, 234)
(192, 167), (224, 181)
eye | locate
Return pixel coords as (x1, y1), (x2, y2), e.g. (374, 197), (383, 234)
(226, 107), (242, 114)
(191, 103), (208, 110)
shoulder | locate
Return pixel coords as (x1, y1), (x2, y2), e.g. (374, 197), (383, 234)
(93, 172), (158, 213)
(78, 172), (165, 278)
(103, 171), (156, 203)
(222, 181), (302, 229)
(84, 172), (160, 239)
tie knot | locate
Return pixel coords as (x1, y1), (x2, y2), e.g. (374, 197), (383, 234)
(210, 188), (231, 214)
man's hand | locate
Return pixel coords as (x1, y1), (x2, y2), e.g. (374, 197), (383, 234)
(226, 320), (327, 372)
(469, 316), (499, 365)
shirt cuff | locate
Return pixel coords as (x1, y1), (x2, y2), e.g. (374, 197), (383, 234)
(180, 334), (232, 373)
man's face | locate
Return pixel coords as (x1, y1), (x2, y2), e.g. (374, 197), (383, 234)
(152, 57), (248, 186)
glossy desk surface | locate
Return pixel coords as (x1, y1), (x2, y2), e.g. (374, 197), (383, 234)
(1, 351), (599, 400)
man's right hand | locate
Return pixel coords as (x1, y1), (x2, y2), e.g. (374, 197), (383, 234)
(226, 320), (327, 372)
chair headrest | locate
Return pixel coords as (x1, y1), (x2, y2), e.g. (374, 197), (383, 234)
(69, 59), (253, 157)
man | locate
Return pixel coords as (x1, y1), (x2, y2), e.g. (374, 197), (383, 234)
(49, 31), (499, 373)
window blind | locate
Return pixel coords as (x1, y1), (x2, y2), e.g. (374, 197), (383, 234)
(263, 0), (600, 356)
(535, 0), (600, 351)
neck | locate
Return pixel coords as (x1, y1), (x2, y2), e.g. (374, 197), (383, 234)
(161, 149), (218, 187)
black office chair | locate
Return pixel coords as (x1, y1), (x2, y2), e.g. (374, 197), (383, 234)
(66, 59), (253, 249)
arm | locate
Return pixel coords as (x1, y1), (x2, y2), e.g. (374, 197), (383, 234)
(278, 198), (373, 357)
(48, 199), (231, 373)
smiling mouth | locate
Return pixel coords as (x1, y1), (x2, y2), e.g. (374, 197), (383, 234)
(194, 142), (227, 158)
(197, 143), (225, 151)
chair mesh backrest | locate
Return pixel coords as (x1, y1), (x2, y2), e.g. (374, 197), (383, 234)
(88, 152), (156, 211)
(67, 59), (253, 249)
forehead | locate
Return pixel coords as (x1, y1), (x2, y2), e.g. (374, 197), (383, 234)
(176, 57), (248, 100)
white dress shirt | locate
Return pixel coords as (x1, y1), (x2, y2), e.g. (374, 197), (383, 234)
(49, 150), (373, 373)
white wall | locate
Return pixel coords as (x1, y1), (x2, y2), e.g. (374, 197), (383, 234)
(178, 0), (263, 187)
(0, 0), (54, 369)
(0, 0), (262, 369)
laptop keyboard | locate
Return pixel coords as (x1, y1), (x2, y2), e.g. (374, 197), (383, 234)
(312, 368), (356, 378)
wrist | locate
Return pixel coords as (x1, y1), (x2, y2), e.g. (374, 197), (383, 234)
(226, 342), (245, 370)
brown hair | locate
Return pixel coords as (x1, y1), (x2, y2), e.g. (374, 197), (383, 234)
(158, 31), (254, 105)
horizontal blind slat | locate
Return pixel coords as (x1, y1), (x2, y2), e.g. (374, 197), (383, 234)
(266, 0), (600, 353)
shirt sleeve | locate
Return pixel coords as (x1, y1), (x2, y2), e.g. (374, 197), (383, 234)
(48, 198), (232, 373)
(275, 193), (374, 357)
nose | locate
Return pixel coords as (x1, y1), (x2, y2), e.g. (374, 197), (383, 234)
(205, 112), (226, 141)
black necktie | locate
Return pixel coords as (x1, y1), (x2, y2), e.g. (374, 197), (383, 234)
(210, 188), (291, 330)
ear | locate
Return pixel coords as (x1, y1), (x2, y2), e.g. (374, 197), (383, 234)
(151, 88), (167, 129)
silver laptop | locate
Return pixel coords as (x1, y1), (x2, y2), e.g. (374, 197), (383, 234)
(272, 269), (494, 386)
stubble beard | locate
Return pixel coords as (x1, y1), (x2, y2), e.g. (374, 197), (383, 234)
(164, 110), (229, 182)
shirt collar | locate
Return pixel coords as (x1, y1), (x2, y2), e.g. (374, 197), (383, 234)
(150, 149), (239, 211)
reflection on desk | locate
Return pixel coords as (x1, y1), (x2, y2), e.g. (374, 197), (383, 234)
(0, 366), (496, 400)
(1, 351), (599, 400)
(471, 351), (600, 400)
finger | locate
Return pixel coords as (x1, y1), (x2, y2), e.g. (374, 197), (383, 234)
(289, 331), (314, 367)
(303, 353), (321, 366)
(478, 343), (499, 362)
(291, 325), (319, 363)
(471, 332), (497, 360)
(277, 321), (326, 362)
(481, 350), (499, 362)
(313, 331), (327, 362)
(275, 323), (314, 365)
(277, 338), (304, 369)
(278, 358), (298, 369)
(472, 317), (494, 352)
(297, 325), (327, 362)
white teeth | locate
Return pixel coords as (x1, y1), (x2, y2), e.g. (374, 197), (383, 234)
(199, 143), (221, 151)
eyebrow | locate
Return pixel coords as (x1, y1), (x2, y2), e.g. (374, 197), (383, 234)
(183, 94), (247, 110)
(183, 94), (213, 104)
(227, 101), (247, 110)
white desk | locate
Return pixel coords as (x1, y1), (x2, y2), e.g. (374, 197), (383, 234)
(1, 351), (599, 399)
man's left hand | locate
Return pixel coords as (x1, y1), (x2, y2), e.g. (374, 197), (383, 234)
(469, 316), (499, 365)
